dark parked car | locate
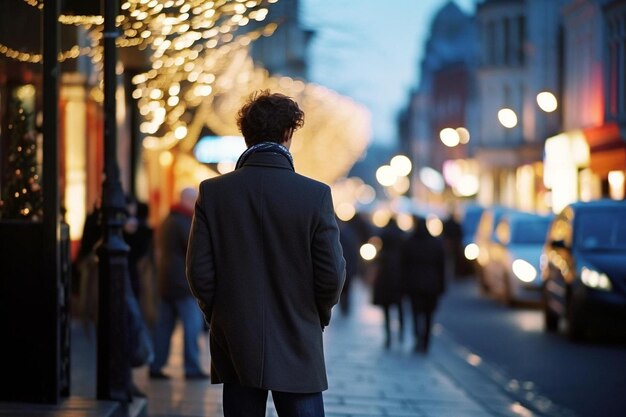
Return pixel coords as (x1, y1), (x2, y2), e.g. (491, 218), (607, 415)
(541, 200), (626, 340)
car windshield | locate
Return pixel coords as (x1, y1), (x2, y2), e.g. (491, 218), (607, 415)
(510, 218), (551, 244)
(462, 207), (483, 238)
(576, 209), (626, 250)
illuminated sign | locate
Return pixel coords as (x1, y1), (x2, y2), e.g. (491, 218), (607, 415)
(194, 135), (246, 163)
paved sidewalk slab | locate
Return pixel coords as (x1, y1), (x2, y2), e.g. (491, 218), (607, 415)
(65, 280), (525, 417)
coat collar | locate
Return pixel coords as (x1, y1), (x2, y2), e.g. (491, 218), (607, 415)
(240, 152), (295, 171)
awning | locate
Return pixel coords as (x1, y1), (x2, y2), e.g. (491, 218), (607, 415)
(583, 123), (626, 176)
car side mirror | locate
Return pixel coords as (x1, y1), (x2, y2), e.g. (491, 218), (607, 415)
(550, 239), (567, 249)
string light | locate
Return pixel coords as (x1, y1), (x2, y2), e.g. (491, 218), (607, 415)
(6, 0), (279, 64)
(8, 0), (370, 184)
(21, 0), (42, 10)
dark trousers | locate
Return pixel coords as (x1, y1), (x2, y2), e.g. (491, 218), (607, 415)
(383, 303), (404, 346)
(409, 294), (436, 352)
(223, 383), (325, 417)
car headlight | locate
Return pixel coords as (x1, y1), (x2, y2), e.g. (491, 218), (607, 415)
(580, 267), (612, 291)
(464, 243), (479, 260)
(512, 259), (537, 283)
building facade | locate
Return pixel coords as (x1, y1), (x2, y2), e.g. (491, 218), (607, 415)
(474, 0), (566, 212)
(546, 0), (626, 212)
(399, 1), (479, 207)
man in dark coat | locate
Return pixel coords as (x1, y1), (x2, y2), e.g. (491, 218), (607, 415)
(372, 218), (406, 348)
(401, 216), (446, 353)
(150, 187), (208, 379)
(186, 90), (346, 417)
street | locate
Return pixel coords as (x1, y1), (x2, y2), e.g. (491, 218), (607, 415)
(436, 277), (626, 417)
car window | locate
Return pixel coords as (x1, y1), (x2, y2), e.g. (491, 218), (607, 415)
(462, 207), (483, 240)
(575, 209), (626, 250)
(510, 217), (551, 244)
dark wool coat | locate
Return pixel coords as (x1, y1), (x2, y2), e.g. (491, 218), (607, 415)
(372, 221), (406, 306)
(401, 225), (446, 312)
(186, 152), (346, 393)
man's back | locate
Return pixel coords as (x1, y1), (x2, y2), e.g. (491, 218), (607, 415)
(187, 151), (345, 393)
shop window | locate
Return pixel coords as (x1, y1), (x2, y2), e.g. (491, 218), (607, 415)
(0, 84), (43, 221)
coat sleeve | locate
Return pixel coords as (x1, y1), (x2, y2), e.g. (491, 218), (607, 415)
(312, 187), (346, 328)
(186, 185), (216, 324)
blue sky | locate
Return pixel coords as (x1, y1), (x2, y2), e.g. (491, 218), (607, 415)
(301, 0), (477, 147)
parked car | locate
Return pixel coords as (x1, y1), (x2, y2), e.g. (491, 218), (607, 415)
(482, 212), (553, 305)
(473, 206), (516, 291)
(541, 200), (626, 340)
(458, 204), (484, 276)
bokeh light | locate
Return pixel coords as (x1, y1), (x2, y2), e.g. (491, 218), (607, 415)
(426, 214), (443, 237)
(372, 208), (391, 228)
(376, 165), (397, 187)
(536, 91), (558, 113)
(390, 155), (412, 176)
(336, 202), (356, 222)
(440, 128), (460, 147)
(498, 108), (518, 128)
(456, 127), (470, 144)
(360, 243), (377, 261)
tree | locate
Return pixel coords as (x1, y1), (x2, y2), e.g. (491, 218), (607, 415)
(0, 98), (43, 221)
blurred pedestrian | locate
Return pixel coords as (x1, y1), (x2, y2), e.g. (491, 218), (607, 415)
(124, 200), (157, 326)
(401, 216), (446, 353)
(187, 90), (345, 417)
(76, 198), (154, 396)
(372, 217), (406, 348)
(74, 199), (101, 328)
(338, 218), (359, 315)
(442, 208), (463, 279)
(150, 187), (208, 380)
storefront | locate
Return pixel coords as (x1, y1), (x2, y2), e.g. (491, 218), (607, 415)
(542, 124), (626, 214)
(583, 122), (626, 200)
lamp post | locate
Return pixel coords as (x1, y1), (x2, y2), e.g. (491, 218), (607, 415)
(97, 0), (131, 406)
(42, 0), (61, 403)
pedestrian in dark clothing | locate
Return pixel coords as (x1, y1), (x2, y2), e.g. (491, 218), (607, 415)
(401, 216), (446, 353)
(443, 212), (463, 279)
(74, 201), (101, 325)
(124, 198), (154, 299)
(338, 219), (359, 315)
(372, 218), (406, 348)
(76, 198), (154, 396)
(150, 187), (208, 380)
(187, 90), (346, 417)
(124, 200), (158, 326)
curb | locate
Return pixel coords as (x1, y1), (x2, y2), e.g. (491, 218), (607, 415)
(430, 324), (578, 417)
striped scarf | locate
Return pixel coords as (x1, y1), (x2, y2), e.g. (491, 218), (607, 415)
(235, 141), (294, 171)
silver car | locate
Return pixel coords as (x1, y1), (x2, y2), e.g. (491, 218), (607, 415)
(482, 212), (553, 305)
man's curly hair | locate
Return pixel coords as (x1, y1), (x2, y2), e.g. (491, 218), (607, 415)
(236, 90), (305, 147)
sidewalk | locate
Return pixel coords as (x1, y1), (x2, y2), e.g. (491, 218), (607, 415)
(67, 279), (536, 417)
(0, 274), (540, 417)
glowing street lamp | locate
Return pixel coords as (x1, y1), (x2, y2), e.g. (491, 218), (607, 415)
(456, 127), (470, 144)
(536, 91), (558, 113)
(360, 243), (377, 261)
(498, 108), (518, 128)
(376, 165), (397, 187)
(390, 155), (412, 176)
(440, 128), (460, 147)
